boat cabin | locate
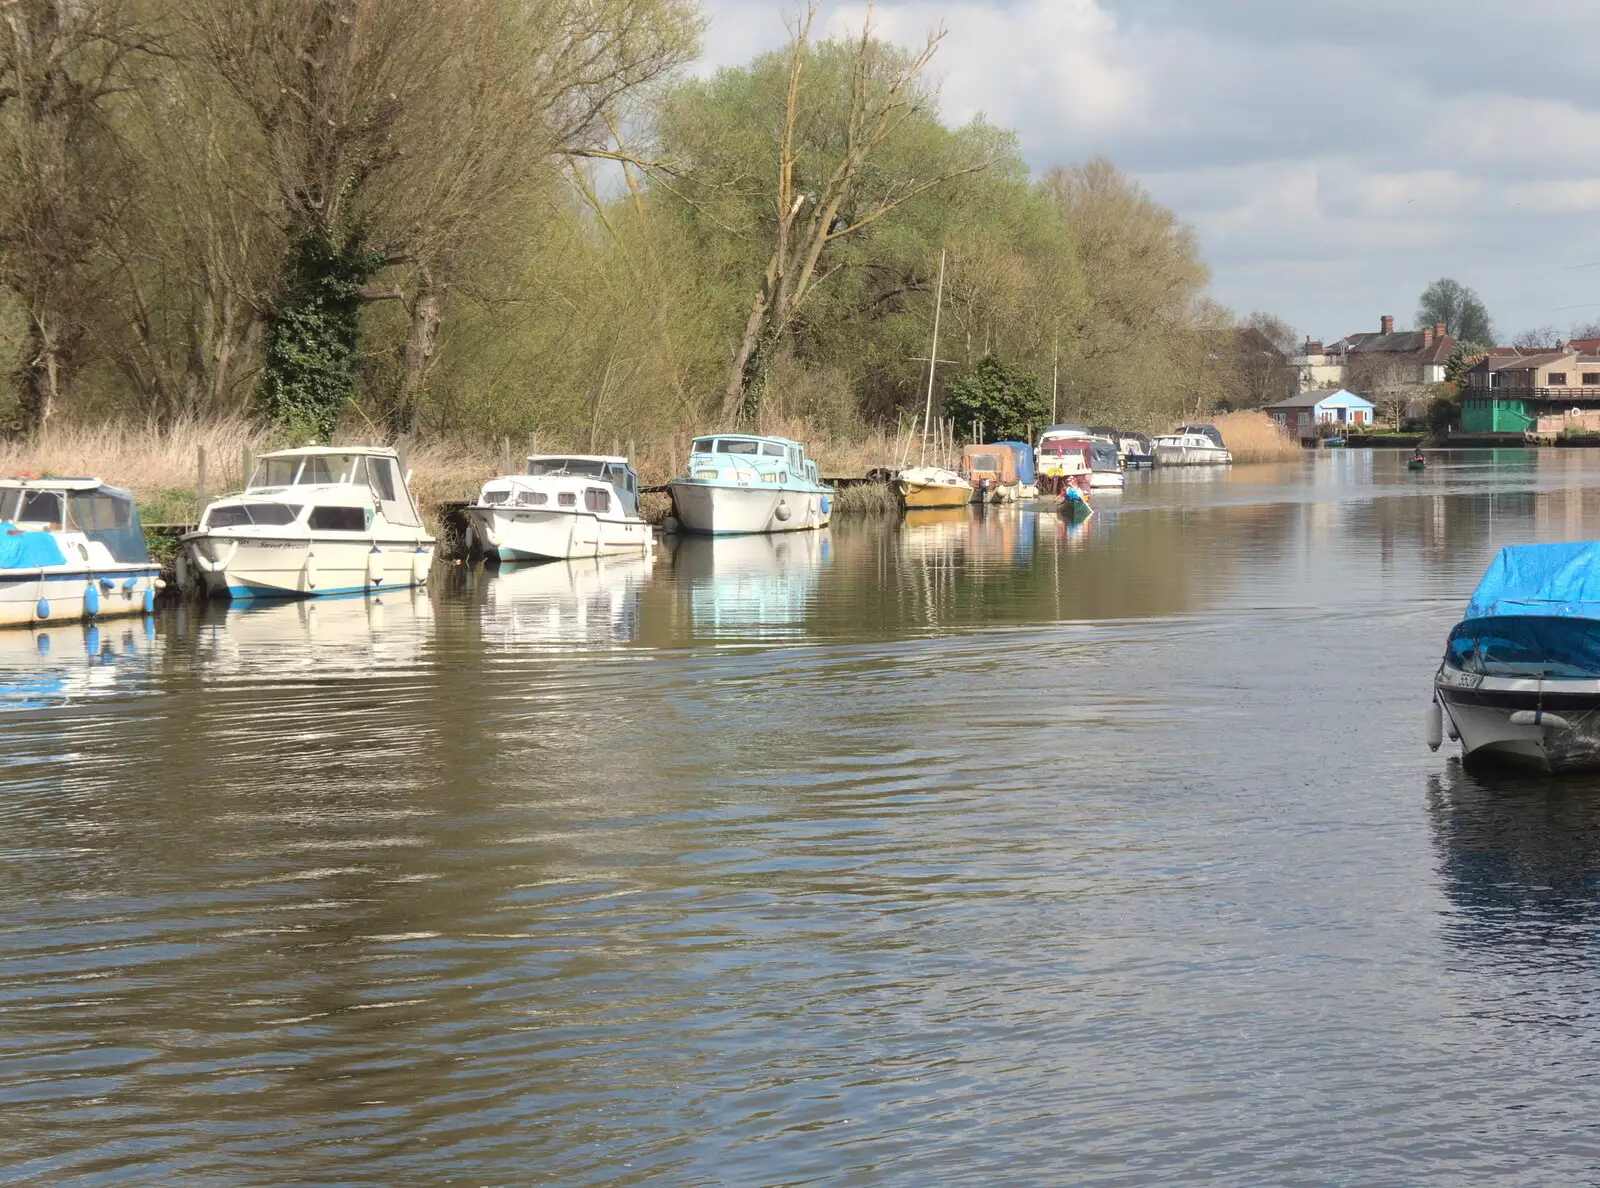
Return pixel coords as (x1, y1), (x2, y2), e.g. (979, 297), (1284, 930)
(0, 478), (150, 563)
(962, 444), (1021, 487)
(523, 455), (639, 516)
(215, 446), (422, 530)
(1177, 423), (1226, 449)
(1088, 441), (1121, 473)
(686, 435), (822, 487)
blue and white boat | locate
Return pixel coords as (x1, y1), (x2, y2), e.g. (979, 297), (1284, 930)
(1432, 541), (1600, 772)
(667, 434), (832, 535)
(0, 478), (161, 628)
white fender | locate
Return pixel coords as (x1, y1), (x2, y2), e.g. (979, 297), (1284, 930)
(192, 540), (238, 574)
(774, 500), (792, 522)
(411, 549), (429, 586)
(367, 545), (385, 587)
(1426, 700), (1443, 751)
(302, 551), (318, 593)
(174, 551), (190, 593)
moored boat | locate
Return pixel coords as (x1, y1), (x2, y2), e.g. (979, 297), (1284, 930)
(962, 443), (1024, 503)
(1154, 425), (1232, 466)
(667, 434), (832, 535)
(467, 454), (651, 562)
(894, 466), (974, 509)
(1087, 438), (1126, 490)
(1432, 542), (1600, 772)
(0, 478), (162, 628)
(1035, 428), (1093, 496)
(181, 446), (435, 599)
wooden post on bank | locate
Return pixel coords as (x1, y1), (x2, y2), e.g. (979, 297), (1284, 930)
(242, 446), (253, 493)
(501, 436), (511, 476)
(196, 445), (207, 523)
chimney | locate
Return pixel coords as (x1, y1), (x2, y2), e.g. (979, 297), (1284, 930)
(1435, 322), (1446, 340)
(1422, 326), (1434, 348)
(1306, 339), (1323, 356)
(1381, 315), (1394, 336)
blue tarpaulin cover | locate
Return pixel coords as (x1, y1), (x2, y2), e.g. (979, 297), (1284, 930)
(1465, 542), (1600, 619)
(995, 442), (1035, 486)
(0, 523), (65, 570)
(1448, 543), (1600, 676)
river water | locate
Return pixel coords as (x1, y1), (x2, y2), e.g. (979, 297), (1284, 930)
(5, 450), (1600, 1185)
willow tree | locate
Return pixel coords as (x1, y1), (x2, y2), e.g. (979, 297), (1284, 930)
(0, 0), (154, 428)
(184, 0), (698, 439)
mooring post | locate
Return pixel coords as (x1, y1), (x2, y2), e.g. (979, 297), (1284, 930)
(241, 446), (253, 493)
(501, 436), (511, 475)
(196, 445), (207, 524)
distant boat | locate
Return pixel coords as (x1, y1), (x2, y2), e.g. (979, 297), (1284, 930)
(467, 454), (651, 562)
(1154, 426), (1232, 466)
(0, 478), (162, 627)
(1035, 426), (1094, 496)
(1432, 542), (1600, 772)
(1408, 456), (1427, 471)
(962, 443), (1027, 503)
(183, 446), (435, 599)
(1086, 438), (1126, 490)
(894, 466), (973, 509)
(668, 434), (832, 535)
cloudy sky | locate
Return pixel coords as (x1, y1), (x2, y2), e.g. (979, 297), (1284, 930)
(699, 0), (1600, 344)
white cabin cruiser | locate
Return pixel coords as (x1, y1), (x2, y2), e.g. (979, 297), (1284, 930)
(668, 434), (832, 535)
(466, 455), (651, 562)
(181, 446), (434, 599)
(0, 479), (162, 628)
(1154, 425), (1232, 466)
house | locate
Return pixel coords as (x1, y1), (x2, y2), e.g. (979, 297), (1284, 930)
(1341, 315), (1456, 389)
(1294, 339), (1345, 392)
(1459, 350), (1600, 433)
(1267, 388), (1376, 435)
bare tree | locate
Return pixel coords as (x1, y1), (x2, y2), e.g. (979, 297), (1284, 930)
(718, 3), (988, 424)
(1511, 325), (1563, 351)
(0, 0), (156, 427)
(1347, 353), (1420, 430)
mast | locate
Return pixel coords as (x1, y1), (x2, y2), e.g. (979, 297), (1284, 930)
(919, 249), (946, 468)
(1051, 332), (1059, 425)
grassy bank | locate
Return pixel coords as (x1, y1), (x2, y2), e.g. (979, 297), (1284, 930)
(1210, 411), (1303, 463)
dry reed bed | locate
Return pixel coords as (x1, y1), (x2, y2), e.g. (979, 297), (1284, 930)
(1209, 411), (1304, 464)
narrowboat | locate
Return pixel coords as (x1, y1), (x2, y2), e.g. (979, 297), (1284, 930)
(182, 446), (435, 599)
(0, 478), (162, 628)
(667, 435), (832, 535)
(467, 454), (651, 562)
(1431, 541), (1600, 772)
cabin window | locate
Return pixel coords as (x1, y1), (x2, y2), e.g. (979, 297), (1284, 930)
(308, 506), (368, 532)
(690, 437), (715, 454)
(1584, 374), (1600, 386)
(517, 491), (548, 506)
(762, 442), (786, 457)
(255, 458), (300, 486)
(529, 458), (605, 477)
(481, 489), (511, 505)
(300, 457), (339, 484)
(970, 453), (1001, 472)
(585, 488), (610, 512)
(717, 439), (760, 455)
(1549, 373), (1568, 386)
(68, 492), (133, 531)
(14, 490), (63, 524)
(204, 502), (303, 528)
(558, 492), (577, 507)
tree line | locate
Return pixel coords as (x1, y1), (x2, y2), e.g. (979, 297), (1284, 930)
(1, 0), (1292, 447)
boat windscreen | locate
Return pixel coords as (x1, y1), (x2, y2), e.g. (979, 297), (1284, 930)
(1089, 443), (1119, 469)
(68, 490), (150, 562)
(528, 458), (606, 477)
(1448, 615), (1600, 679)
(205, 503), (304, 529)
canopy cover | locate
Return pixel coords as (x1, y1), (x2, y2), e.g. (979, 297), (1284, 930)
(993, 442), (1035, 485)
(1465, 542), (1600, 620)
(0, 524), (66, 569)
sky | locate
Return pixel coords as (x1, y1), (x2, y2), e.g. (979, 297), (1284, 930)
(698, 0), (1600, 345)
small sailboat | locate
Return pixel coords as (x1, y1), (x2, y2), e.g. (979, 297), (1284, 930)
(893, 249), (974, 509)
(467, 454), (651, 562)
(182, 446), (434, 599)
(1432, 542), (1600, 772)
(0, 478), (162, 627)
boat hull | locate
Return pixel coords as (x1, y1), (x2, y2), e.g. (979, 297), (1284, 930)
(896, 479), (973, 509)
(1437, 669), (1600, 772)
(1089, 471), (1126, 490)
(465, 505), (651, 562)
(185, 534), (434, 599)
(0, 564), (161, 627)
(1155, 445), (1232, 466)
(669, 481), (831, 535)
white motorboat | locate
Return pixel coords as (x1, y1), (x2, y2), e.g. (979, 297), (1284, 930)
(181, 446), (435, 599)
(1036, 428), (1094, 497)
(1432, 542), (1600, 773)
(1154, 425), (1232, 466)
(466, 454), (652, 562)
(1087, 439), (1126, 490)
(0, 478), (162, 628)
(668, 434), (832, 535)
(1119, 431), (1155, 467)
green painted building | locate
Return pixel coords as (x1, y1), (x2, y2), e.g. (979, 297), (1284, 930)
(1461, 396), (1536, 434)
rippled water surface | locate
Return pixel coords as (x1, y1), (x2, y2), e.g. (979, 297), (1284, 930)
(7, 450), (1600, 1185)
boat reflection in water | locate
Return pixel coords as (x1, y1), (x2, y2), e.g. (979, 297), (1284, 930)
(479, 555), (652, 646)
(901, 505), (1043, 566)
(188, 588), (435, 677)
(668, 530), (830, 637)
(1428, 760), (1600, 981)
(0, 618), (159, 710)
